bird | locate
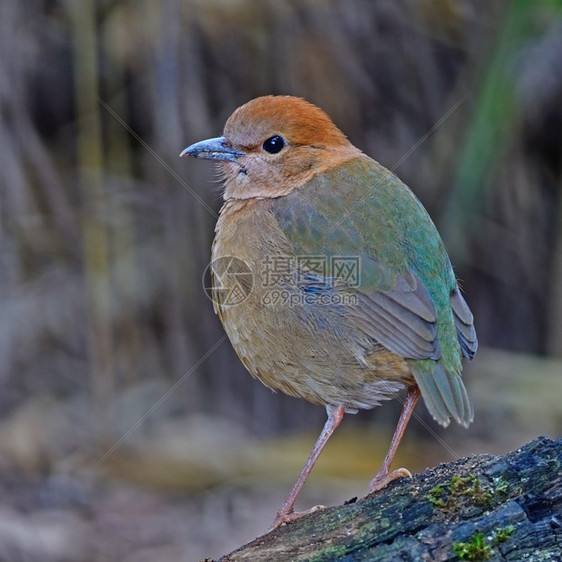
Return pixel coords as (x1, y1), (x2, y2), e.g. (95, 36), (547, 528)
(180, 95), (477, 529)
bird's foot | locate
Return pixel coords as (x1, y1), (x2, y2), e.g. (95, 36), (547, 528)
(270, 504), (326, 530)
(369, 467), (412, 494)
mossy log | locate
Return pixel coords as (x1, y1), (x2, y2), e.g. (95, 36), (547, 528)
(211, 437), (561, 561)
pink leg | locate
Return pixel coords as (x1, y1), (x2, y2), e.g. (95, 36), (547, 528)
(271, 404), (345, 529)
(369, 385), (420, 493)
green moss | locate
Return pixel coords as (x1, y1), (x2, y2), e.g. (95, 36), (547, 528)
(452, 525), (515, 560)
(491, 525), (515, 546)
(427, 485), (447, 508)
(491, 476), (510, 496)
(461, 475), (493, 507)
(452, 532), (492, 560)
(427, 473), (493, 512)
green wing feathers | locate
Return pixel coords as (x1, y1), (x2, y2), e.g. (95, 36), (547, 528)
(271, 156), (477, 426)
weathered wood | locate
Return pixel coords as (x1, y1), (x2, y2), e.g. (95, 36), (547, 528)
(210, 437), (561, 561)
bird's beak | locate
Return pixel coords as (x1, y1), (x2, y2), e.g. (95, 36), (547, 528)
(179, 136), (245, 162)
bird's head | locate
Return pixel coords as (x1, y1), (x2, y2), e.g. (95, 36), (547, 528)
(181, 96), (360, 200)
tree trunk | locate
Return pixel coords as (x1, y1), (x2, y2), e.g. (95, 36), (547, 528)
(210, 436), (561, 561)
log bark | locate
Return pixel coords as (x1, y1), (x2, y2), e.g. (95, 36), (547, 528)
(210, 436), (561, 561)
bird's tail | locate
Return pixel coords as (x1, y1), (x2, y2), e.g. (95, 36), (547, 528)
(411, 362), (474, 428)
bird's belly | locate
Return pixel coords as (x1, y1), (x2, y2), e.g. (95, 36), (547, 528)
(216, 266), (413, 412)
(212, 198), (413, 412)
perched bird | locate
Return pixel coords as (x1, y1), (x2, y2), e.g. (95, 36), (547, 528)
(181, 95), (477, 529)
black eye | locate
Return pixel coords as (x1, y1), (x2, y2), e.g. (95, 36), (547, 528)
(262, 135), (286, 154)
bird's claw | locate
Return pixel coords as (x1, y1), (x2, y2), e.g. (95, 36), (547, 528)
(369, 467), (412, 494)
(270, 504), (326, 530)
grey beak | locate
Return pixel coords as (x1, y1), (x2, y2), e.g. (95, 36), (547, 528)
(180, 136), (245, 162)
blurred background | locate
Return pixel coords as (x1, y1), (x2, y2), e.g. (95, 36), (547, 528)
(1, 0), (562, 560)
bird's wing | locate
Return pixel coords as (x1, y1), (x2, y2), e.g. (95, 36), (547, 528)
(269, 156), (477, 427)
(291, 260), (438, 360)
(451, 287), (478, 359)
(268, 157), (450, 361)
(351, 269), (439, 360)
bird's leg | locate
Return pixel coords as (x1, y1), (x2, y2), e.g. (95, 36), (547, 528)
(369, 384), (420, 493)
(271, 404), (345, 529)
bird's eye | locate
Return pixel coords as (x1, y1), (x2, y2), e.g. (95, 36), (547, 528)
(262, 135), (286, 154)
